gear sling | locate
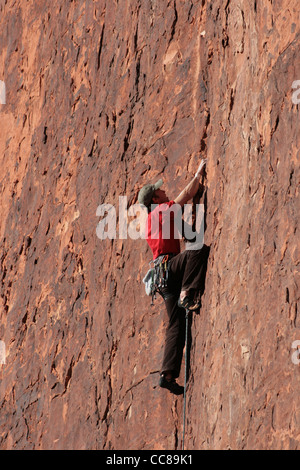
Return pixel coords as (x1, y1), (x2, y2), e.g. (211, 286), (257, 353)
(149, 254), (172, 304)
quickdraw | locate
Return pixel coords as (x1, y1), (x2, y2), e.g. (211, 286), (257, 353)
(149, 254), (170, 305)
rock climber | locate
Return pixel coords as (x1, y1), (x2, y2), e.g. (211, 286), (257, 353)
(138, 158), (210, 394)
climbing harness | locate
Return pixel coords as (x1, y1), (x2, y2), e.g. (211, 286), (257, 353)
(182, 308), (190, 451)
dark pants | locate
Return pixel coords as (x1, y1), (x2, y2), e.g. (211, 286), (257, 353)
(160, 244), (210, 378)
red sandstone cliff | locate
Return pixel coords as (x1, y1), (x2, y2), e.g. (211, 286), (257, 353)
(0, 0), (299, 450)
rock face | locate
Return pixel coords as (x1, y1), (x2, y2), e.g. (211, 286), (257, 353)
(0, 0), (299, 450)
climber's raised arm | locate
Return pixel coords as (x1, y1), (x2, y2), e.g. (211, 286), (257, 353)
(174, 158), (206, 207)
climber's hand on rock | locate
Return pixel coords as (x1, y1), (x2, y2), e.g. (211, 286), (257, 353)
(195, 158), (207, 178)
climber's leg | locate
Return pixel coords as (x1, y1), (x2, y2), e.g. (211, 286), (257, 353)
(160, 292), (186, 380)
(181, 244), (210, 297)
(168, 244), (210, 308)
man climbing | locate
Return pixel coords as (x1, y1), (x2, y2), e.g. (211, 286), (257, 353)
(138, 158), (210, 394)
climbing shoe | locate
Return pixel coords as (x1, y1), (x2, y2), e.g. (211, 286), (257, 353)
(159, 373), (184, 395)
(177, 296), (200, 311)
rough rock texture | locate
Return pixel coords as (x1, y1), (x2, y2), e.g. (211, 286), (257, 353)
(0, 0), (299, 450)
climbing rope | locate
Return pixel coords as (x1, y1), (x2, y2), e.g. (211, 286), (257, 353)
(182, 309), (189, 451)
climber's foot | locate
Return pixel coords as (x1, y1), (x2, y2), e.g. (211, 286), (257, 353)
(159, 373), (184, 395)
